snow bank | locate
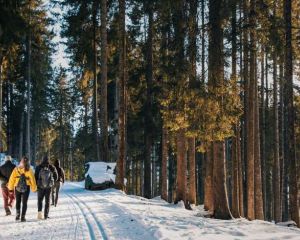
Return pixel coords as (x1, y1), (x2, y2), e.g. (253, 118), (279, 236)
(85, 161), (117, 184)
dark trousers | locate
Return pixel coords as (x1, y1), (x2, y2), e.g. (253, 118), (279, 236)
(15, 186), (30, 217)
(38, 188), (51, 217)
(1, 186), (15, 210)
(51, 181), (61, 206)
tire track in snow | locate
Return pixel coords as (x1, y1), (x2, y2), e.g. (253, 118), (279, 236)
(70, 194), (108, 240)
(64, 191), (80, 239)
(87, 191), (156, 240)
(67, 193), (99, 240)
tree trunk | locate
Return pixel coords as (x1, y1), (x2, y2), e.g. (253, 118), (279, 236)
(115, 0), (126, 191)
(208, 0), (232, 219)
(19, 112), (24, 160)
(273, 52), (281, 222)
(161, 126), (168, 201)
(7, 80), (13, 155)
(284, 0), (300, 227)
(201, 0), (205, 84)
(213, 141), (232, 219)
(175, 129), (187, 204)
(279, 60), (288, 221)
(60, 85), (65, 168)
(242, 0), (249, 218)
(143, 3), (154, 199)
(237, 126), (244, 217)
(238, 0), (245, 218)
(254, 55), (264, 220)
(231, 0), (240, 218)
(188, 138), (196, 204)
(232, 127), (240, 217)
(26, 11), (31, 160)
(92, 1), (100, 162)
(246, 0), (255, 220)
(187, 0), (197, 205)
(100, 0), (109, 162)
(204, 144), (214, 211)
(260, 50), (267, 219)
(265, 52), (273, 221)
(168, 150), (174, 203)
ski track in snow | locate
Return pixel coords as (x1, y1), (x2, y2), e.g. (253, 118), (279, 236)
(0, 182), (300, 240)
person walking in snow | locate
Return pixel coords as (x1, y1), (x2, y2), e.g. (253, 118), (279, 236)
(51, 159), (65, 207)
(0, 155), (16, 216)
(35, 156), (58, 220)
(8, 156), (37, 222)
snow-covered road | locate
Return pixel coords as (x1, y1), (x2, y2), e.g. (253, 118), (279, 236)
(1, 182), (300, 240)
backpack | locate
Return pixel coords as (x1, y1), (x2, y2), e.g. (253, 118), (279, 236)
(16, 170), (28, 193)
(38, 166), (54, 189)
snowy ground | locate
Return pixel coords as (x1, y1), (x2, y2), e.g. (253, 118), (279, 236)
(0, 182), (299, 240)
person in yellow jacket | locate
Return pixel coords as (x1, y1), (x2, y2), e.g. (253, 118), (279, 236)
(8, 156), (37, 222)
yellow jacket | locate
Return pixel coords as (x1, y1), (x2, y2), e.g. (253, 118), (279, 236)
(8, 167), (37, 192)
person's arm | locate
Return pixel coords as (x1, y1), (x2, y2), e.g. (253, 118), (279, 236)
(7, 168), (17, 191)
(29, 169), (37, 192)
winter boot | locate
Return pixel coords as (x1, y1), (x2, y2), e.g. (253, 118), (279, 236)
(37, 211), (43, 220)
(5, 208), (11, 216)
(15, 212), (20, 221)
(21, 216), (26, 222)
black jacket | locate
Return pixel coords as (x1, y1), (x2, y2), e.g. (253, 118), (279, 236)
(35, 162), (58, 187)
(54, 160), (65, 183)
(0, 161), (16, 188)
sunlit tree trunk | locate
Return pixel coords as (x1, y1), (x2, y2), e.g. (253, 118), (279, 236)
(115, 0), (126, 191)
(246, 0), (255, 220)
(187, 0), (197, 205)
(209, 0), (232, 219)
(231, 0), (240, 218)
(242, 0), (249, 218)
(175, 129), (187, 204)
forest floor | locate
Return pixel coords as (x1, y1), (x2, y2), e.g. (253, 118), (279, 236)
(0, 182), (300, 240)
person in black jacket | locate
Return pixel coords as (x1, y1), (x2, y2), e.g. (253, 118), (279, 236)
(51, 159), (65, 207)
(35, 156), (58, 220)
(0, 155), (16, 215)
